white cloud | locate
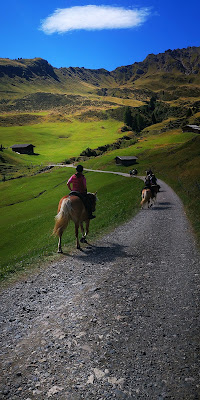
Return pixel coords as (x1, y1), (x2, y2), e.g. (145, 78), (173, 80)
(40, 5), (151, 34)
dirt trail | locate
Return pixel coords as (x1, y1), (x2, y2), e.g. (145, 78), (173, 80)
(0, 173), (199, 399)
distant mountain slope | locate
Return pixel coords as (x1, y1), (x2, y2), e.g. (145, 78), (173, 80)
(0, 58), (117, 101)
(112, 46), (200, 83)
(0, 57), (58, 80)
(0, 46), (200, 111)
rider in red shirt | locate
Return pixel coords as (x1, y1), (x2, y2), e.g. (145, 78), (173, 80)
(67, 165), (95, 219)
(67, 165), (87, 193)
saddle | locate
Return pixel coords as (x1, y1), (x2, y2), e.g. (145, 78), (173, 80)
(68, 192), (96, 220)
(68, 191), (88, 208)
(143, 184), (157, 196)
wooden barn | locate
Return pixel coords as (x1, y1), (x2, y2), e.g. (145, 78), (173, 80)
(115, 156), (138, 166)
(182, 125), (200, 134)
(10, 144), (35, 155)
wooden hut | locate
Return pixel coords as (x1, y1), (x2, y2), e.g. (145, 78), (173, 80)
(115, 156), (138, 166)
(10, 144), (35, 155)
(182, 125), (200, 134)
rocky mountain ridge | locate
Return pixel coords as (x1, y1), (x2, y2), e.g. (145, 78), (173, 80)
(1, 46), (200, 83)
(0, 58), (59, 81)
(0, 46), (200, 111)
(112, 46), (200, 84)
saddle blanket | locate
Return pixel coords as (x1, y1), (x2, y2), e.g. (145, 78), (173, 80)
(68, 191), (87, 208)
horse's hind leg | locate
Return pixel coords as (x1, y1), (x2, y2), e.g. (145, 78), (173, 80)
(75, 223), (80, 249)
(84, 220), (90, 242)
(80, 222), (87, 243)
(149, 198), (154, 207)
(140, 192), (145, 209)
(58, 233), (63, 253)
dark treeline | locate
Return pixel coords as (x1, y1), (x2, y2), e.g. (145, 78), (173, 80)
(123, 97), (198, 133)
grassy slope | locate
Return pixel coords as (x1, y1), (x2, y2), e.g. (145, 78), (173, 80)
(83, 129), (197, 171)
(1, 51), (200, 284)
(0, 168), (142, 281)
(0, 120), (200, 283)
(144, 135), (200, 245)
(83, 129), (200, 245)
(0, 107), (200, 283)
(0, 119), (123, 167)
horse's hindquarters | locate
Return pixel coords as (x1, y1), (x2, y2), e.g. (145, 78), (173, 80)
(54, 193), (97, 252)
(141, 189), (152, 208)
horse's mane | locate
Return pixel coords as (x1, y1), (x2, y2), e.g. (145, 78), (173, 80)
(87, 192), (98, 202)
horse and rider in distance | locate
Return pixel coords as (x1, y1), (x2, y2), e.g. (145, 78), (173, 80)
(53, 165), (97, 252)
(141, 168), (160, 208)
(129, 168), (138, 176)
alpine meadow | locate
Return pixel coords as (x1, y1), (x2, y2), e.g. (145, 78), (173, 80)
(0, 46), (200, 282)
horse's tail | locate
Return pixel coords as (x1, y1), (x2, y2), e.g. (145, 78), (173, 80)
(53, 198), (72, 237)
(140, 189), (150, 207)
(140, 189), (147, 206)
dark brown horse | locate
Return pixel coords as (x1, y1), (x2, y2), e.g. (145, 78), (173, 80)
(53, 192), (97, 252)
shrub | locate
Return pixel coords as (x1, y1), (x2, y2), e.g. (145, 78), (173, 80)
(80, 147), (97, 157)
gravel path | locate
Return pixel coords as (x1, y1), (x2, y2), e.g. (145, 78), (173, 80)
(0, 176), (199, 400)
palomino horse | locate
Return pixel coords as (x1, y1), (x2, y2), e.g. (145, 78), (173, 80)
(140, 185), (158, 209)
(53, 192), (97, 252)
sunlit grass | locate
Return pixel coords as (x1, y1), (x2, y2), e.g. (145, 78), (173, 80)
(0, 119), (122, 165)
(0, 168), (142, 281)
(1, 121), (200, 283)
(83, 129), (197, 171)
(83, 130), (200, 245)
(105, 96), (144, 107)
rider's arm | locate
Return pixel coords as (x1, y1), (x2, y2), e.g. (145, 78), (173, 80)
(67, 176), (73, 191)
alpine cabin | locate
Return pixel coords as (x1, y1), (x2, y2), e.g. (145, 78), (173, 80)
(10, 144), (35, 155)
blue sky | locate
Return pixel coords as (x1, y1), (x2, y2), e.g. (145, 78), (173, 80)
(1, 0), (200, 71)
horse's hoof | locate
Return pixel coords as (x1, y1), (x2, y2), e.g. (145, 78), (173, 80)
(57, 249), (63, 253)
(80, 237), (87, 243)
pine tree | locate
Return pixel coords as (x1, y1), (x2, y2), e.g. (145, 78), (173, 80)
(131, 115), (138, 132)
(149, 96), (157, 111)
(124, 107), (133, 127)
(136, 114), (145, 132)
(186, 108), (192, 118)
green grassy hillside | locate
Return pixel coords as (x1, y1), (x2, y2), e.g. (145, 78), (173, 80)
(0, 124), (199, 283)
(0, 169), (142, 282)
(0, 119), (123, 169)
(83, 129), (200, 245)
(0, 46), (200, 284)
